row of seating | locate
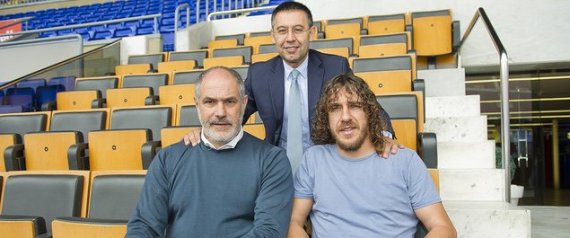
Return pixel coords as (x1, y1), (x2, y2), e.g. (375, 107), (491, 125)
(0, 170), (146, 237)
(0, 104), (266, 171)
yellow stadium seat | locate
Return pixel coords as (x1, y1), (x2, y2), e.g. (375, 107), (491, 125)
(203, 56), (244, 69)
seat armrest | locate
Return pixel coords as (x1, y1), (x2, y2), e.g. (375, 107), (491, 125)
(145, 95), (158, 105)
(141, 141), (161, 169)
(418, 132), (437, 169)
(41, 101), (56, 111)
(360, 29), (368, 35)
(68, 143), (89, 170)
(4, 144), (25, 171)
(412, 79), (426, 120)
(91, 98), (104, 109)
(0, 215), (47, 237)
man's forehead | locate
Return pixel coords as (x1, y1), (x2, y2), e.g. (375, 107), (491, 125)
(329, 89), (361, 103)
(273, 10), (308, 26)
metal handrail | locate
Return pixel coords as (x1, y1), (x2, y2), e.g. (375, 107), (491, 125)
(207, 5), (277, 21)
(0, 14), (162, 38)
(458, 7), (511, 202)
(175, 3), (190, 32)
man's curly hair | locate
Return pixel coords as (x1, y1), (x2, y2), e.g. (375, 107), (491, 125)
(311, 73), (386, 150)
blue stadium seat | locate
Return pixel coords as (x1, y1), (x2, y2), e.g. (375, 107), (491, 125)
(17, 79), (46, 93)
(48, 76), (76, 91)
(136, 26), (154, 35)
(6, 87), (35, 112)
(0, 105), (24, 114)
(113, 26), (134, 38)
(91, 29), (113, 40)
(35, 85), (65, 111)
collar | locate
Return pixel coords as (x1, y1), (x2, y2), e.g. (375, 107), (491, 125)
(201, 128), (244, 150)
(282, 53), (309, 79)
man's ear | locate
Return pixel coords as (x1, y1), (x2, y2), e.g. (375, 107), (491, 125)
(309, 25), (317, 41)
(242, 95), (249, 107)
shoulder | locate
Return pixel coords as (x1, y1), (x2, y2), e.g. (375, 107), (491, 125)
(153, 141), (194, 166)
(249, 55), (281, 72)
(388, 147), (425, 168)
(302, 144), (335, 165)
(242, 133), (288, 158)
(309, 49), (348, 65)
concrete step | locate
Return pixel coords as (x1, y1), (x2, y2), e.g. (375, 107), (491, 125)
(443, 201), (531, 238)
(426, 95), (481, 118)
(439, 168), (505, 201)
(418, 68), (466, 97)
(425, 116), (488, 142)
(438, 140), (496, 169)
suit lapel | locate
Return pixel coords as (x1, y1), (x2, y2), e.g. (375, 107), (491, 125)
(268, 57), (285, 125)
(307, 50), (324, 127)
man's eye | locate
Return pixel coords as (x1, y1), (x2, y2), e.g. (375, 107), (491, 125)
(293, 28), (305, 34)
(277, 29), (287, 35)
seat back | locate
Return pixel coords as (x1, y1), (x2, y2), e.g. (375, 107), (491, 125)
(157, 61), (196, 83)
(203, 56), (244, 69)
(75, 76), (118, 99)
(106, 87), (153, 108)
(88, 129), (151, 171)
(169, 50), (208, 68)
(252, 53), (279, 63)
(23, 131), (83, 170)
(207, 38), (238, 52)
(176, 104), (201, 126)
(244, 35), (273, 54)
(232, 66), (249, 80)
(88, 171), (146, 219)
(115, 64), (152, 79)
(36, 85), (65, 110)
(310, 38), (354, 56)
(352, 56), (413, 94)
(16, 79), (46, 93)
(212, 46), (253, 64)
(324, 22), (361, 39)
(159, 84), (196, 106)
(359, 33), (409, 57)
(258, 43), (277, 54)
(110, 106), (173, 141)
(215, 33), (245, 45)
(48, 76), (76, 91)
(1, 171), (90, 234)
(50, 109), (108, 142)
(56, 90), (101, 111)
(316, 47), (349, 59)
(173, 70), (204, 85)
(367, 13), (406, 35)
(243, 124), (265, 140)
(122, 73), (168, 95)
(161, 126), (196, 147)
(376, 92), (424, 150)
(0, 112), (49, 135)
(128, 53), (165, 71)
(412, 10), (452, 56)
(5, 87), (35, 112)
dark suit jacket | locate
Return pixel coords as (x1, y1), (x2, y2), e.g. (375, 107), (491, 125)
(244, 49), (393, 145)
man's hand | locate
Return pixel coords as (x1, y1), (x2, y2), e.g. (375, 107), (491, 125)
(378, 137), (405, 158)
(183, 128), (202, 146)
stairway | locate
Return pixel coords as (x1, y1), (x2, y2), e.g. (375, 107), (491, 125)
(418, 68), (531, 237)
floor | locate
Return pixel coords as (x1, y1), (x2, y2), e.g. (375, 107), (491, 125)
(520, 189), (570, 206)
(521, 206), (570, 238)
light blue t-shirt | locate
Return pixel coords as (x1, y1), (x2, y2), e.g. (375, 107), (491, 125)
(294, 144), (441, 238)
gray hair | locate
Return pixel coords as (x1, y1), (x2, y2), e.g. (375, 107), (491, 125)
(194, 66), (246, 100)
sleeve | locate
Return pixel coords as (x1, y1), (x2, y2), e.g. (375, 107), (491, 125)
(243, 64), (258, 124)
(406, 151), (441, 210)
(241, 148), (293, 238)
(125, 150), (171, 238)
(294, 152), (314, 199)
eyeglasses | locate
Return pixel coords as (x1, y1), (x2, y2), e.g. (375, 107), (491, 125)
(273, 26), (311, 37)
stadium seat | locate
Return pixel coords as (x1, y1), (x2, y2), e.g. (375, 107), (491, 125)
(352, 55), (413, 94)
(4, 131), (86, 170)
(248, 31), (271, 37)
(48, 76), (76, 91)
(168, 50), (208, 68)
(244, 35), (273, 54)
(411, 9), (453, 56)
(56, 90), (103, 110)
(121, 73), (168, 98)
(215, 33), (246, 45)
(75, 76), (118, 99)
(173, 69), (204, 85)
(310, 38), (354, 56)
(367, 13), (406, 35)
(0, 170), (90, 237)
(128, 53), (166, 72)
(52, 170), (146, 238)
(50, 109), (109, 141)
(203, 56), (244, 69)
(5, 87), (35, 112)
(312, 20), (325, 39)
(1, 112), (49, 171)
(212, 46), (253, 64)
(36, 85), (65, 111)
(359, 32), (410, 58)
(157, 61), (196, 83)
(110, 106), (173, 141)
(325, 17), (367, 36)
(376, 92), (437, 168)
(232, 66), (249, 80)
(88, 129), (154, 170)
(252, 53), (279, 63)
(106, 87), (154, 108)
(176, 104), (201, 126)
(16, 78), (46, 93)
(161, 126), (196, 147)
(316, 47), (349, 59)
(207, 38), (238, 53)
(159, 84), (196, 106)
(115, 64), (152, 79)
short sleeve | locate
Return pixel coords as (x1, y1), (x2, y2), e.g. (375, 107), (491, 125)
(406, 151), (441, 210)
(294, 152), (314, 199)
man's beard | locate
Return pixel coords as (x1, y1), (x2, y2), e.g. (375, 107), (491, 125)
(333, 123), (368, 152)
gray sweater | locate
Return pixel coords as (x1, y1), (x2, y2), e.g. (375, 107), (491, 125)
(126, 133), (293, 238)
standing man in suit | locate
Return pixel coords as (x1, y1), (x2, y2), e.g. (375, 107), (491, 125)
(186, 2), (400, 172)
